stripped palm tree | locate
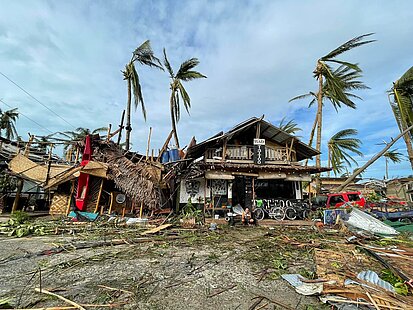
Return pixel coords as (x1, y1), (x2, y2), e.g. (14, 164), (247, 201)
(0, 108), (19, 140)
(383, 149), (404, 179)
(327, 129), (363, 177)
(278, 117), (302, 135)
(163, 48), (206, 148)
(122, 40), (163, 150)
(389, 66), (413, 170)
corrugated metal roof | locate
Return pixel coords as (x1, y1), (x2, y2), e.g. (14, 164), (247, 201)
(187, 116), (319, 161)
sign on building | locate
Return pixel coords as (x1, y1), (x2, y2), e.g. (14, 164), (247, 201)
(253, 139), (265, 165)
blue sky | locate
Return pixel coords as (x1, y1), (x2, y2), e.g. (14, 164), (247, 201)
(0, 0), (413, 179)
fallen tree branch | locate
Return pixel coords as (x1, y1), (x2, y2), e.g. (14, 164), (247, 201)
(34, 288), (86, 310)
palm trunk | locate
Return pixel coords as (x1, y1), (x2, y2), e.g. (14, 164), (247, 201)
(170, 92), (180, 148)
(304, 115), (318, 166)
(337, 124), (413, 192)
(385, 158), (388, 179)
(315, 67), (324, 193)
(327, 146), (331, 177)
(393, 89), (413, 171)
(125, 78), (132, 150)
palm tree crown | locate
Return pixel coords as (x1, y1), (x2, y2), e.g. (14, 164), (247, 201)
(122, 40), (163, 150)
(0, 108), (19, 140)
(328, 129), (362, 176)
(163, 48), (206, 148)
(278, 117), (302, 135)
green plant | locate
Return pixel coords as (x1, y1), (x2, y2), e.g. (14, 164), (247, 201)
(181, 198), (202, 220)
(381, 269), (409, 295)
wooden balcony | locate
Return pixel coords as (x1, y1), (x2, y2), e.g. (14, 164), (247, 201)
(205, 145), (296, 164)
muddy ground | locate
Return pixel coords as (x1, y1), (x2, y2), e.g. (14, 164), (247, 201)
(0, 222), (340, 309)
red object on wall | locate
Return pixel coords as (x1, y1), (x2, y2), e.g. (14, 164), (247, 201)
(75, 135), (93, 210)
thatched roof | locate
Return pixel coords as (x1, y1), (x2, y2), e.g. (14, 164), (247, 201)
(94, 144), (163, 210)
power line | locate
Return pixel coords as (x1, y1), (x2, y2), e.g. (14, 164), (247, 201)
(0, 98), (54, 134)
(0, 70), (76, 128)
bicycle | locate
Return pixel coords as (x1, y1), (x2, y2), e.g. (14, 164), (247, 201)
(253, 198), (285, 221)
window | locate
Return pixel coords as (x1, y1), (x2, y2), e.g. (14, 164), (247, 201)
(329, 195), (344, 206)
(347, 194), (360, 202)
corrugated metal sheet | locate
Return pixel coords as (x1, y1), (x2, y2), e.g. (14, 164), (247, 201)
(187, 117), (319, 161)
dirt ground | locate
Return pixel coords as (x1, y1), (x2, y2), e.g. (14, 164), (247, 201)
(0, 221), (333, 310)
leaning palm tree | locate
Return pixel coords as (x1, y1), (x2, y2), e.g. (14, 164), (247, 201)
(328, 129), (363, 177)
(163, 48), (206, 148)
(337, 124), (413, 192)
(122, 40), (163, 150)
(291, 34), (374, 192)
(278, 117), (302, 135)
(389, 66), (413, 170)
(0, 108), (19, 140)
(291, 65), (369, 167)
(383, 149), (404, 179)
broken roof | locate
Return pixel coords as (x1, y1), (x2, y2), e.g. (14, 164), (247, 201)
(186, 116), (320, 161)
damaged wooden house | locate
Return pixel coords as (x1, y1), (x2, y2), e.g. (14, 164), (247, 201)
(41, 135), (165, 218)
(173, 117), (329, 217)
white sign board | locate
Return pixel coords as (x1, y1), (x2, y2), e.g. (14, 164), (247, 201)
(253, 138), (265, 145)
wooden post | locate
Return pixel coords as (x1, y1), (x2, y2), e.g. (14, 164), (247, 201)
(146, 127), (152, 161)
(139, 201), (143, 218)
(74, 147), (80, 163)
(288, 138), (295, 161)
(66, 181), (75, 215)
(255, 122), (261, 139)
(117, 110), (126, 146)
(108, 192), (114, 215)
(45, 144), (54, 186)
(157, 130), (173, 162)
(12, 135), (34, 213)
(94, 179), (104, 213)
(203, 178), (207, 223)
(222, 138), (227, 162)
(106, 124), (112, 142)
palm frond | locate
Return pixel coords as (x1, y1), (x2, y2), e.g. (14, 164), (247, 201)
(278, 117), (302, 134)
(177, 81), (191, 114)
(177, 71), (207, 81)
(289, 92), (316, 102)
(384, 149), (404, 163)
(129, 63), (146, 120)
(163, 48), (174, 78)
(321, 33), (375, 60)
(133, 40), (163, 70)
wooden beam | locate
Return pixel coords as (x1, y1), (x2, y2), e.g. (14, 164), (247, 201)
(255, 122), (261, 139)
(94, 179), (104, 213)
(146, 127), (152, 160)
(105, 124), (112, 142)
(116, 110), (125, 146)
(157, 130), (173, 162)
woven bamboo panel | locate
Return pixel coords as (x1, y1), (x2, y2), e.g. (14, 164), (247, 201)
(84, 177), (102, 212)
(9, 154), (47, 182)
(50, 193), (70, 215)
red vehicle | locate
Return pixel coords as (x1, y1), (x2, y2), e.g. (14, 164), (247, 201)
(326, 191), (365, 209)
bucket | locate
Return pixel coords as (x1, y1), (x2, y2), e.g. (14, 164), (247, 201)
(161, 151), (169, 163)
(169, 149), (180, 162)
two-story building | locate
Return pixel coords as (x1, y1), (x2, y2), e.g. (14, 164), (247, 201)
(177, 117), (329, 214)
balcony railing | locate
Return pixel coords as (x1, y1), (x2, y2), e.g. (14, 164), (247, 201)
(205, 145), (296, 163)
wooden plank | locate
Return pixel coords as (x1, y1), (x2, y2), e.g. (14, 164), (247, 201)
(141, 223), (172, 235)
